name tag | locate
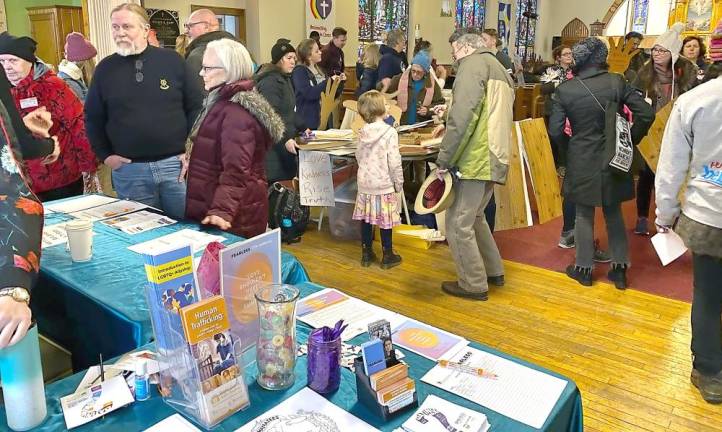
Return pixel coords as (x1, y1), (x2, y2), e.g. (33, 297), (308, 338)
(20, 97), (39, 109)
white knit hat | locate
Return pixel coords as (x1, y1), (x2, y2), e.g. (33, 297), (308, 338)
(654, 22), (685, 63)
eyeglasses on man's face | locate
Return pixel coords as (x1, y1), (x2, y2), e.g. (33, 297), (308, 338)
(184, 21), (209, 30)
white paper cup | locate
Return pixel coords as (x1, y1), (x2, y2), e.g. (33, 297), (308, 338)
(65, 219), (93, 262)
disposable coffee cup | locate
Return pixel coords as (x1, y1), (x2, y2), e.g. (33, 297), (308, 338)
(65, 219), (93, 262)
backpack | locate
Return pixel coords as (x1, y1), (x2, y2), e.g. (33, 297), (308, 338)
(267, 180), (310, 244)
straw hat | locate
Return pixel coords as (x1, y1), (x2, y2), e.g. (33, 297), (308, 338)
(414, 169), (455, 215)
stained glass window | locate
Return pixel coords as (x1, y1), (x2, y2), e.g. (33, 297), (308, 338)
(515, 0), (538, 61)
(359, 0), (410, 43)
(456, 0), (486, 29)
(631, 0), (649, 33)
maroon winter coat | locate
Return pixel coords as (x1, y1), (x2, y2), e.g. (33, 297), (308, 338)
(185, 80), (284, 238)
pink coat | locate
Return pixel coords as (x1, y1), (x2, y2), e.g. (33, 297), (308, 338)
(355, 121), (403, 195)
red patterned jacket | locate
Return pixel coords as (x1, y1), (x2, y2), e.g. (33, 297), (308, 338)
(10, 62), (97, 193)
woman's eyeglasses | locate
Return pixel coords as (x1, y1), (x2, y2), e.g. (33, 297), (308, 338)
(200, 65), (224, 74)
(135, 59), (144, 83)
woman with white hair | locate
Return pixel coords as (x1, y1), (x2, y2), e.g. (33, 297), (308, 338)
(184, 39), (284, 238)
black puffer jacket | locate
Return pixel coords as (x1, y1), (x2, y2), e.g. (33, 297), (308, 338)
(254, 64), (303, 182)
(550, 67), (655, 207)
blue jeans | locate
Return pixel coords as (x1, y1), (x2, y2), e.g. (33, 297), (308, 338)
(111, 155), (186, 220)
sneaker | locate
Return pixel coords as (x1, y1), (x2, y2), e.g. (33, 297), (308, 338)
(607, 264), (628, 290)
(592, 240), (611, 263)
(558, 230), (575, 249)
(487, 275), (505, 286)
(691, 369), (722, 404)
(565, 265), (593, 287)
(634, 217), (650, 236)
(441, 281), (488, 301)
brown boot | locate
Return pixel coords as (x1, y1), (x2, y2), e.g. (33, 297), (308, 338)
(691, 369), (722, 404)
(441, 281), (488, 301)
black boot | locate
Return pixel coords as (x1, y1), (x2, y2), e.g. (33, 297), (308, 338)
(380, 248), (401, 269)
(691, 369), (722, 404)
(607, 264), (628, 290)
(361, 245), (376, 267)
(565, 265), (592, 286)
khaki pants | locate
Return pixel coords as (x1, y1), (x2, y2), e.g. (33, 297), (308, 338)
(445, 180), (504, 293)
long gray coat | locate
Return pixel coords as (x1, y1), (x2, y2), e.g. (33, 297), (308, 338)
(549, 67), (654, 207)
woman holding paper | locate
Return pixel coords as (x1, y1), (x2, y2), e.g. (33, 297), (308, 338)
(655, 73), (722, 404)
(184, 39), (284, 238)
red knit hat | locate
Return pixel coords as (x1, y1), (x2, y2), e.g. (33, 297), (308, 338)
(64, 32), (97, 62)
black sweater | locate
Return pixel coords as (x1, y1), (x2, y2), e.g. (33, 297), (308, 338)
(84, 45), (203, 162)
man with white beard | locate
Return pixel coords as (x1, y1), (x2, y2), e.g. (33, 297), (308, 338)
(84, 3), (202, 219)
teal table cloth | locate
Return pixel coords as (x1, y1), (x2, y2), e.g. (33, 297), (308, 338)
(13, 282), (583, 432)
(34, 204), (309, 371)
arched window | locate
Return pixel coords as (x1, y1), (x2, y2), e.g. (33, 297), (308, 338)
(631, 0), (650, 33)
(515, 0), (538, 60)
(456, 0), (486, 28)
(359, 0), (410, 42)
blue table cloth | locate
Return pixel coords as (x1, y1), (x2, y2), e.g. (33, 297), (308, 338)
(14, 282), (583, 432)
(34, 206), (309, 371)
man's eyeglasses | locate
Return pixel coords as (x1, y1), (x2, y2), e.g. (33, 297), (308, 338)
(184, 21), (208, 30)
(135, 59), (143, 83)
(200, 65), (224, 74)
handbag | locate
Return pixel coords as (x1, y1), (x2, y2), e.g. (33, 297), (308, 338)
(576, 76), (634, 174)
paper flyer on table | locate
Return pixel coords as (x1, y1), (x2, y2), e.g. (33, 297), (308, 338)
(421, 347), (568, 429)
(296, 288), (402, 340)
(143, 414), (201, 432)
(128, 229), (226, 254)
(401, 394), (490, 432)
(61, 375), (135, 429)
(42, 222), (96, 249)
(69, 200), (148, 221)
(651, 231), (688, 266)
(234, 387), (380, 432)
(219, 229), (282, 354)
(391, 319), (468, 361)
(101, 210), (176, 234)
(45, 195), (119, 214)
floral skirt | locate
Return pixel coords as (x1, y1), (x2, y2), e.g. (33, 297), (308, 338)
(352, 193), (401, 230)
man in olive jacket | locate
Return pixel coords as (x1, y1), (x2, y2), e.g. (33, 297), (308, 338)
(436, 29), (515, 301)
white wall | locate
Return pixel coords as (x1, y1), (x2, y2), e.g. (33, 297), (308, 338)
(604, 0), (672, 36)
(534, 0), (613, 59)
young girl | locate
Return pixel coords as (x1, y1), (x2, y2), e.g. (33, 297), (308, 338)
(353, 91), (404, 269)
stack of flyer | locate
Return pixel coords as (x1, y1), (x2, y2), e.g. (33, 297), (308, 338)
(401, 395), (490, 432)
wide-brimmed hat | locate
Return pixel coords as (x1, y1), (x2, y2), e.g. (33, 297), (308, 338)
(414, 169), (455, 215)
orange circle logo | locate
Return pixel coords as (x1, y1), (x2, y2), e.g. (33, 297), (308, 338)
(230, 253), (273, 324)
(397, 328), (439, 349)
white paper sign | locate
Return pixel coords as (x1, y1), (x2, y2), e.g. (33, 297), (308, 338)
(143, 414), (201, 432)
(305, 0), (336, 45)
(299, 150), (335, 207)
(651, 231), (688, 266)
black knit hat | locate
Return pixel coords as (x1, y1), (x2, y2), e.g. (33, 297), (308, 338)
(572, 37), (608, 69)
(271, 41), (295, 64)
(0, 32), (37, 63)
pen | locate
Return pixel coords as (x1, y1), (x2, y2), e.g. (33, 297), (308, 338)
(100, 353), (105, 383)
(438, 359), (498, 379)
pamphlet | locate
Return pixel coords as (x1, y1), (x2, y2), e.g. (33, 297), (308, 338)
(60, 375), (134, 429)
(391, 320), (468, 361)
(68, 199), (147, 221)
(130, 229), (226, 255)
(45, 194), (119, 214)
(101, 210), (176, 235)
(219, 229), (281, 355)
(421, 347), (568, 429)
(401, 394), (490, 432)
(234, 387), (380, 432)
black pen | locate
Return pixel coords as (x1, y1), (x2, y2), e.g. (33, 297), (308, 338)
(100, 353), (104, 383)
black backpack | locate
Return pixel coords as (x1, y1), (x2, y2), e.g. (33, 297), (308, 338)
(268, 180), (310, 244)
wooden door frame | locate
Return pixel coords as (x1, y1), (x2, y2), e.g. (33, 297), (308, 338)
(190, 4), (245, 42)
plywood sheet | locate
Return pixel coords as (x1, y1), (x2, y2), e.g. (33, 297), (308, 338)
(494, 124), (532, 231)
(519, 118), (562, 224)
(637, 102), (673, 173)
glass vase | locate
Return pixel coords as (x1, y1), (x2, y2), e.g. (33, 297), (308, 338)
(255, 284), (299, 390)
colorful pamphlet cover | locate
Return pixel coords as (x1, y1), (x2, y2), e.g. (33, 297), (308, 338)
(368, 319), (396, 366)
(142, 245), (198, 353)
(60, 375), (135, 429)
(219, 229), (281, 355)
(391, 320), (468, 361)
(361, 338), (387, 376)
(180, 296), (249, 425)
(401, 394), (490, 432)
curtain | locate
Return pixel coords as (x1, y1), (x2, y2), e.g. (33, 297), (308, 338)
(86, 0), (141, 61)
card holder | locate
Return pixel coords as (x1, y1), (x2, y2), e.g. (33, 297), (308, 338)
(353, 357), (418, 422)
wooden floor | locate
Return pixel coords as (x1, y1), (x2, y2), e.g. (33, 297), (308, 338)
(286, 226), (722, 431)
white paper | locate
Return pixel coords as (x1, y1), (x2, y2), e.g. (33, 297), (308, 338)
(42, 222), (69, 249)
(45, 195), (119, 214)
(61, 375), (135, 429)
(143, 414), (201, 432)
(651, 231), (688, 266)
(299, 150), (335, 207)
(69, 200), (148, 222)
(421, 347), (567, 429)
(296, 289), (403, 341)
(101, 211), (176, 235)
(397, 120), (434, 132)
(402, 394), (489, 432)
(234, 387), (380, 432)
(106, 350), (160, 375)
(128, 229), (226, 255)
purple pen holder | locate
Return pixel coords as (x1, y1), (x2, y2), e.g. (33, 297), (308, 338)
(307, 336), (342, 394)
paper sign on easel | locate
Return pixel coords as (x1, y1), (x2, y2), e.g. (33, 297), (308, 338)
(299, 150), (335, 207)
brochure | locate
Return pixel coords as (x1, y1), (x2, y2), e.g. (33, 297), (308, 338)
(391, 320), (468, 361)
(68, 199), (148, 221)
(130, 229), (226, 255)
(60, 375), (134, 429)
(101, 210), (176, 235)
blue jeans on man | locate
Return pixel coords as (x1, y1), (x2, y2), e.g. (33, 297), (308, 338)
(111, 155), (186, 220)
